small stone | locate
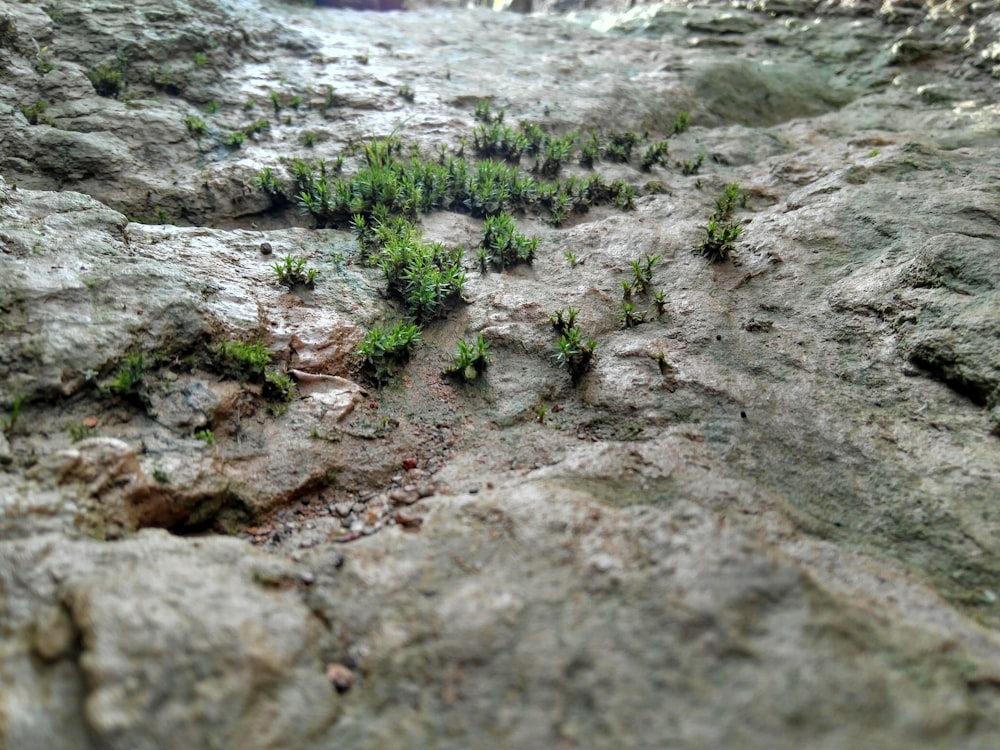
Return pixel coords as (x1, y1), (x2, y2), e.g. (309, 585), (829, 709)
(299, 571), (315, 585)
(260, 242), (272, 255)
(325, 663), (354, 692)
(335, 503), (352, 517)
(389, 487), (419, 505)
(402, 457), (418, 470)
(416, 482), (436, 498)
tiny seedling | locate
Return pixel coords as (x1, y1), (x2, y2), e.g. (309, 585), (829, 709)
(302, 131), (317, 147)
(152, 468), (170, 484)
(549, 307), (579, 335)
(397, 84), (415, 102)
(681, 153), (704, 176)
(184, 114), (207, 136)
(204, 100), (220, 114)
(2, 395), (25, 435)
(214, 340), (271, 380)
(537, 404), (548, 424)
(357, 321), (422, 384)
(263, 371), (296, 404)
(194, 428), (215, 446)
(68, 422), (98, 442)
(89, 62), (125, 97)
(553, 326), (597, 385)
(672, 111), (690, 135)
(653, 290), (667, 317)
(108, 352), (147, 397)
(225, 131), (247, 148)
(273, 254), (319, 288)
(446, 334), (491, 382)
(193, 52), (207, 67)
(697, 216), (743, 262)
(619, 301), (647, 328)
(564, 251), (583, 267)
(641, 140), (670, 171)
(21, 101), (56, 126)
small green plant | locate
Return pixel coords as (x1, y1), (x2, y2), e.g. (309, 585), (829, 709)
(21, 101), (55, 126)
(579, 131), (601, 168)
(2, 395), (24, 435)
(34, 48), (54, 74)
(302, 131), (317, 147)
(151, 65), (177, 92)
(681, 153), (704, 176)
(672, 111), (690, 135)
(537, 404), (549, 424)
(641, 140), (670, 171)
(109, 352), (147, 398)
(269, 90), (282, 112)
(204, 100), (220, 114)
(619, 301), (647, 328)
(184, 114), (207, 136)
(605, 130), (640, 163)
(553, 325), (597, 385)
(193, 52), (208, 67)
(397, 84), (414, 102)
(474, 98), (497, 123)
(194, 428), (215, 446)
(243, 118), (270, 136)
(68, 422), (98, 442)
(244, 98), (255, 110)
(273, 254), (318, 287)
(357, 321), (422, 384)
(263, 371), (296, 404)
(214, 340), (271, 380)
(225, 131), (247, 148)
(697, 183), (746, 262)
(152, 468), (170, 484)
(89, 62), (125, 97)
(653, 290), (667, 317)
(564, 251), (582, 267)
(652, 351), (671, 376)
(550, 307), (579, 335)
(697, 216), (743, 262)
(446, 334), (491, 381)
(481, 213), (538, 270)
(255, 167), (286, 200)
(610, 180), (636, 210)
(535, 132), (576, 177)
(869, 148), (880, 158)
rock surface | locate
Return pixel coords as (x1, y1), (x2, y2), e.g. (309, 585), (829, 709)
(2, 0), (1000, 748)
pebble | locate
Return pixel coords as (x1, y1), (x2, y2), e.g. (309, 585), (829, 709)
(389, 487), (420, 505)
(260, 241), (272, 255)
(335, 502), (352, 517)
(299, 571), (315, 585)
(325, 663), (354, 692)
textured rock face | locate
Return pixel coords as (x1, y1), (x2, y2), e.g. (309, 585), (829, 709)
(2, 0), (1000, 748)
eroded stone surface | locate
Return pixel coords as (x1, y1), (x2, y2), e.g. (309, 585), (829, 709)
(2, 0), (1000, 748)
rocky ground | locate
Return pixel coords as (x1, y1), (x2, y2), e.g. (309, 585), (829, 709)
(2, 0), (1000, 747)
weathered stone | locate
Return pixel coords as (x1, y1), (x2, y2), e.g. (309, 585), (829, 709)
(1, 1), (1000, 749)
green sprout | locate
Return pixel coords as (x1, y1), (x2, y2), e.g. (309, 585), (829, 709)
(184, 114), (207, 136)
(108, 352), (147, 397)
(213, 340), (271, 380)
(194, 428), (215, 446)
(273, 254), (318, 288)
(357, 321), (423, 384)
(225, 131), (247, 148)
(446, 334), (492, 382)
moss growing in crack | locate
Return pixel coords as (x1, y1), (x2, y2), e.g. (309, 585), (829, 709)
(445, 334), (491, 382)
(357, 321), (422, 385)
(481, 213), (537, 271)
(213, 340), (270, 380)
